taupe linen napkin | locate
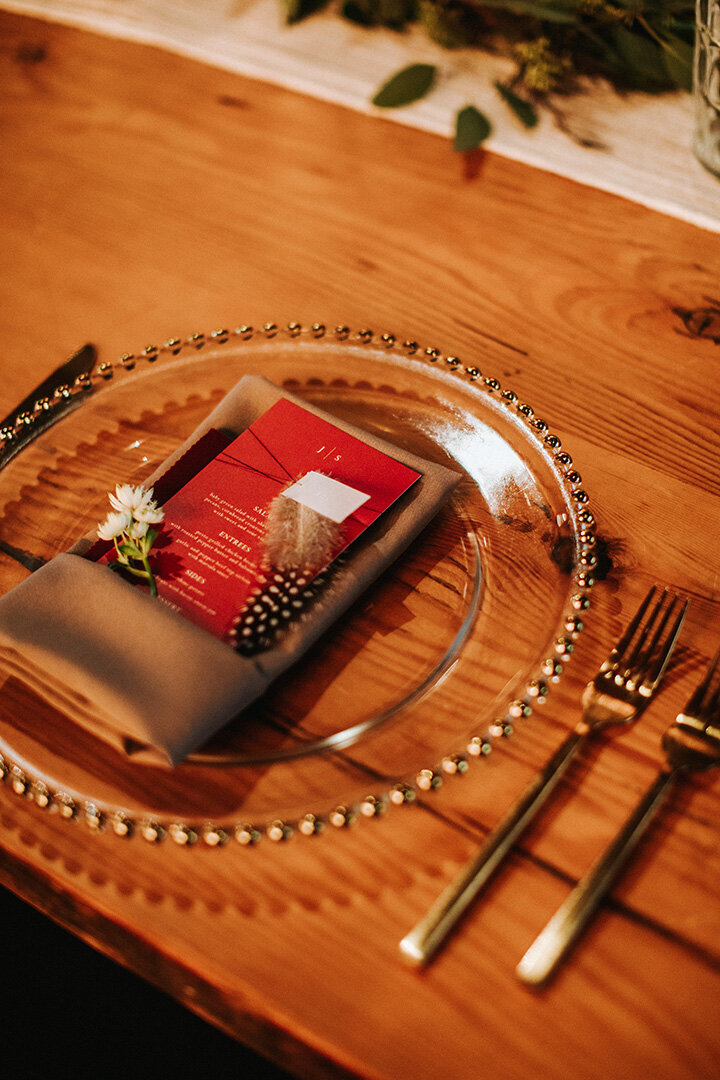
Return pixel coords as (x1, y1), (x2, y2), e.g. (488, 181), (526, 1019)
(0, 376), (460, 765)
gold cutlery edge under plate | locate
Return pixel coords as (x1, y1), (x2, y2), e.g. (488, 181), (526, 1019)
(400, 585), (689, 969)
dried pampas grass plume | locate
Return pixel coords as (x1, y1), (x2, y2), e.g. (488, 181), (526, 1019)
(263, 492), (342, 574)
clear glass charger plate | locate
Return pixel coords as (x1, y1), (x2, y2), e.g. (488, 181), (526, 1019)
(0, 323), (595, 846)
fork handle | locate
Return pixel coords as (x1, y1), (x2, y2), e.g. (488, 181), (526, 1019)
(400, 726), (589, 966)
(516, 767), (678, 986)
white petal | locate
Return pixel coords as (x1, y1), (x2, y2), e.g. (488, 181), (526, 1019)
(97, 510), (132, 540)
(128, 486), (147, 510)
(134, 502), (164, 524)
(109, 483), (136, 512)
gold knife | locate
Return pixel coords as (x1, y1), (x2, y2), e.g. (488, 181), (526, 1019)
(0, 343), (97, 470)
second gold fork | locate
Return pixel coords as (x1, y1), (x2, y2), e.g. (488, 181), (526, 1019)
(400, 585), (688, 967)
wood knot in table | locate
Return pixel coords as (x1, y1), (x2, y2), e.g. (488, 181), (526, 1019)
(673, 300), (720, 345)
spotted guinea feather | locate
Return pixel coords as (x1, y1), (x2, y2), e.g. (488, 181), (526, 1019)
(229, 565), (334, 656)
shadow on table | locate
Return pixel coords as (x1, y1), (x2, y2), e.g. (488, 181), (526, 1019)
(0, 885), (293, 1080)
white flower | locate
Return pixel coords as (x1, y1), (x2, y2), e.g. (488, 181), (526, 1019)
(108, 484), (137, 513)
(109, 484), (155, 515)
(97, 510), (132, 541)
(98, 482), (164, 596)
(134, 502), (164, 525)
(129, 519), (149, 540)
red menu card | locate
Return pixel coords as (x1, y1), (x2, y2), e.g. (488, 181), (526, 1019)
(107, 399), (421, 640)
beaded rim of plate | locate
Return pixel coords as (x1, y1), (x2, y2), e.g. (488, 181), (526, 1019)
(0, 321), (596, 847)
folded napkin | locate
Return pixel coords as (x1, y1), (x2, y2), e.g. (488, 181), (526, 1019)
(0, 375), (460, 766)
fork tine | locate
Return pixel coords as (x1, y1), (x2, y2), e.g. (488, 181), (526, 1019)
(620, 587), (667, 674)
(631, 590), (675, 675)
(685, 646), (720, 719)
(606, 585), (657, 670)
(644, 596), (689, 686)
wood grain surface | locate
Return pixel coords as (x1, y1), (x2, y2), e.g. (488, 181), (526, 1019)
(2, 11), (720, 1080)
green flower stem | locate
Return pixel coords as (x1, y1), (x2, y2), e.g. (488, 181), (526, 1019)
(119, 563), (151, 582)
(110, 533), (158, 594)
(113, 536), (127, 565)
(636, 13), (666, 49)
(141, 555), (158, 597)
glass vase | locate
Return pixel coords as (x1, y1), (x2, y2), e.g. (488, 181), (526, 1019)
(695, 0), (720, 176)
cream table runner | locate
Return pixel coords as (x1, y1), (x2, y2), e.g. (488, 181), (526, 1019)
(3, 0), (719, 231)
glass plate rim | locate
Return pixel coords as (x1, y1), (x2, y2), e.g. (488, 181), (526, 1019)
(0, 320), (597, 847)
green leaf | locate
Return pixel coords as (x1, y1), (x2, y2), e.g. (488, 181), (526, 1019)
(494, 82), (538, 128)
(283, 0), (330, 24)
(469, 0), (579, 21)
(661, 34), (694, 92)
(342, 0), (377, 24)
(502, 0), (578, 22)
(418, 0), (483, 47)
(454, 105), (492, 151)
(372, 64), (437, 108)
(118, 541), (142, 560)
(342, 0), (413, 25)
(378, 0), (414, 26)
(613, 26), (670, 87)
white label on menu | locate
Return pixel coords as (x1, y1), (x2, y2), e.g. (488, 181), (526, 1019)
(281, 471), (370, 523)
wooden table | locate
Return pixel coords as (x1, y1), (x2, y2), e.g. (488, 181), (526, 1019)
(2, 11), (720, 1079)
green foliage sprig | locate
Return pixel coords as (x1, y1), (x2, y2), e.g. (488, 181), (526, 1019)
(283, 0), (694, 149)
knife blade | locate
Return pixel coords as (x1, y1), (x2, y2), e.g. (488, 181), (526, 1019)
(0, 343), (97, 469)
(0, 343), (97, 430)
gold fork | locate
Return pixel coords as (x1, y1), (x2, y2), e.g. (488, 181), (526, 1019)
(400, 585), (688, 967)
(517, 643), (720, 987)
